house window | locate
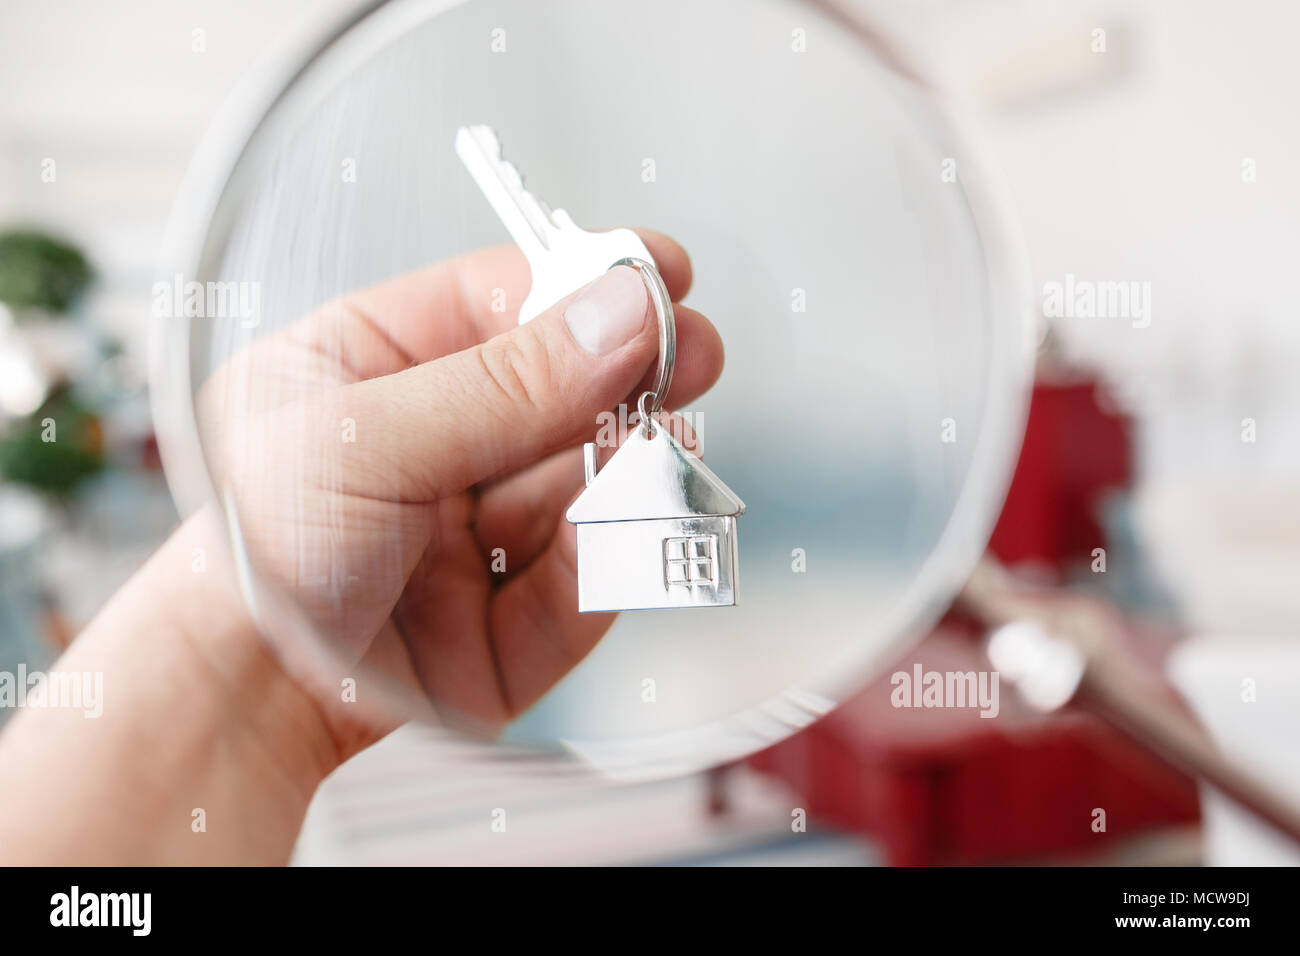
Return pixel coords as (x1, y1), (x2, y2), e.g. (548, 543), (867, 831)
(663, 534), (718, 589)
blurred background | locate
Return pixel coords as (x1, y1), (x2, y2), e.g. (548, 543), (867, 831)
(1, 0), (1298, 864)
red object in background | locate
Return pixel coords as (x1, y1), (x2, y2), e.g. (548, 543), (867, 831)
(988, 377), (1132, 572)
(749, 632), (1199, 865)
(746, 379), (1199, 864)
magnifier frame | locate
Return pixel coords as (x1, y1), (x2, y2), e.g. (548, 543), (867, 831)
(151, 0), (1036, 779)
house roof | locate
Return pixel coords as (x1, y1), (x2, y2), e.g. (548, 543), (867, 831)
(566, 426), (746, 523)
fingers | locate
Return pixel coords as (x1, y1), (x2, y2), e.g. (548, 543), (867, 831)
(488, 518), (615, 716)
(202, 230), (697, 433)
(390, 494), (512, 731)
(330, 264), (721, 503)
(466, 305), (720, 576)
(318, 228), (694, 369)
(624, 304), (723, 411)
(473, 447), (584, 576)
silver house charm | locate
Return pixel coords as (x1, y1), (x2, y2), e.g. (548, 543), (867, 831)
(566, 259), (745, 612)
(567, 418), (746, 612)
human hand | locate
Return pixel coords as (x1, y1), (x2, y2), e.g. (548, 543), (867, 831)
(199, 231), (723, 750)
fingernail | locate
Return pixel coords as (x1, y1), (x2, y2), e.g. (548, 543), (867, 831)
(564, 266), (647, 355)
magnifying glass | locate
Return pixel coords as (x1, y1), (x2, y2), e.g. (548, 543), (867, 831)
(151, 0), (1034, 779)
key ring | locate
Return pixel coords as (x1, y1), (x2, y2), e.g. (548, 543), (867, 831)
(610, 257), (675, 436)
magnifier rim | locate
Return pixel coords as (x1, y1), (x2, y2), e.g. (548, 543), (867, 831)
(150, 0), (1036, 780)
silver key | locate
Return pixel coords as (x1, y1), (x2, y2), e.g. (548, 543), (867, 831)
(455, 125), (652, 325)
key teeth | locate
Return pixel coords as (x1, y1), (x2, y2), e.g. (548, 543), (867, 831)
(464, 125), (532, 195)
(456, 123), (564, 243)
(464, 124), (502, 157)
(461, 126), (513, 178)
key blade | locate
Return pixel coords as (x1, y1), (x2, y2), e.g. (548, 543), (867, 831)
(455, 125), (653, 326)
(455, 125), (556, 256)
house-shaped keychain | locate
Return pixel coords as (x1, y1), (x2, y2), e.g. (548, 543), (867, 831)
(566, 425), (746, 613)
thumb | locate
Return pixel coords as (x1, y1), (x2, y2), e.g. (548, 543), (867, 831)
(339, 264), (657, 499)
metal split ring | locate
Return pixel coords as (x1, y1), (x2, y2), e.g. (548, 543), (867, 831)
(610, 257), (675, 435)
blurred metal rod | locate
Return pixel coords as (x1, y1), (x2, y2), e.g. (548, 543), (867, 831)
(964, 559), (1300, 850)
(1078, 660), (1300, 848)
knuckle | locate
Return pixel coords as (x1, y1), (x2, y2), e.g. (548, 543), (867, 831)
(476, 325), (553, 414)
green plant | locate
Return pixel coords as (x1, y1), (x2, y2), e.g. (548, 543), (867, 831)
(0, 386), (104, 497)
(0, 230), (94, 313)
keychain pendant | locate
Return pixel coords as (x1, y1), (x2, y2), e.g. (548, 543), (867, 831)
(567, 413), (746, 612)
(565, 259), (745, 613)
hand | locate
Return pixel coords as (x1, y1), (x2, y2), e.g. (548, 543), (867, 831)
(199, 231), (723, 748)
(0, 232), (723, 864)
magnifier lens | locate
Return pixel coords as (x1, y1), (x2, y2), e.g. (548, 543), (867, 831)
(157, 0), (1030, 776)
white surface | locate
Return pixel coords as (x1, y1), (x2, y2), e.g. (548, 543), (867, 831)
(1169, 640), (1300, 866)
(293, 723), (863, 866)
(1136, 481), (1300, 635)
